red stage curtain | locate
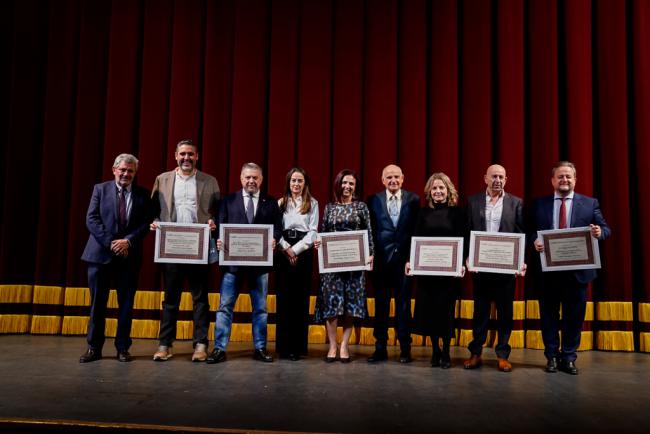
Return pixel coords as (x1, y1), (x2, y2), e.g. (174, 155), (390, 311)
(0, 0), (647, 351)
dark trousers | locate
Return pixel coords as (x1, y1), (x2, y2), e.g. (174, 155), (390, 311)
(158, 263), (210, 347)
(538, 272), (587, 362)
(275, 249), (313, 356)
(468, 273), (515, 359)
(371, 260), (413, 350)
(86, 258), (139, 352)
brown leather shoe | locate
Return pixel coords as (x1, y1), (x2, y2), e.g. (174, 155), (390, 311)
(463, 355), (482, 369)
(192, 343), (208, 362)
(497, 357), (512, 372)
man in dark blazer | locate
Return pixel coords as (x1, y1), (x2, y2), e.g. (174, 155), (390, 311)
(464, 164), (525, 372)
(367, 164), (420, 363)
(532, 161), (610, 375)
(207, 162), (282, 364)
(80, 153), (152, 363)
(151, 139), (220, 363)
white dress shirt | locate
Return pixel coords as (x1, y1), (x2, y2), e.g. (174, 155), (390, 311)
(115, 182), (133, 222)
(278, 197), (319, 255)
(174, 170), (198, 223)
(242, 189), (260, 217)
(485, 190), (504, 233)
(553, 191), (574, 229)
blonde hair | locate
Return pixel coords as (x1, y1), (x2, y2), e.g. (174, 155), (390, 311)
(424, 172), (458, 207)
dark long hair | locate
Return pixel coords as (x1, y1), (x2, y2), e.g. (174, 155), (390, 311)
(279, 167), (313, 214)
(332, 169), (359, 203)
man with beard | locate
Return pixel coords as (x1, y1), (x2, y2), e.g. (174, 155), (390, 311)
(207, 162), (282, 364)
(151, 139), (220, 362)
(80, 153), (153, 363)
(532, 161), (610, 375)
(464, 164), (525, 372)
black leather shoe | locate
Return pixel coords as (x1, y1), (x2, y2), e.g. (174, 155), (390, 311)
(399, 350), (412, 364)
(206, 348), (226, 364)
(560, 360), (579, 375)
(79, 348), (102, 363)
(288, 353), (300, 361)
(367, 349), (388, 363)
(324, 356), (337, 363)
(440, 353), (451, 369)
(253, 348), (274, 363)
(340, 357), (351, 364)
(117, 350), (133, 362)
(545, 357), (558, 373)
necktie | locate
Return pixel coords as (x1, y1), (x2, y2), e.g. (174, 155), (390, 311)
(246, 194), (255, 223)
(389, 195), (399, 227)
(118, 188), (127, 231)
(558, 197), (567, 229)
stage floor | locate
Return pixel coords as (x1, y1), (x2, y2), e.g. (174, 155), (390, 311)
(0, 335), (648, 433)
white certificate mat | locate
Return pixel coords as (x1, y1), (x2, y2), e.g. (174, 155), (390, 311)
(409, 237), (464, 277)
(468, 231), (525, 275)
(219, 224), (274, 266)
(538, 226), (601, 271)
(318, 230), (371, 273)
(154, 222), (210, 264)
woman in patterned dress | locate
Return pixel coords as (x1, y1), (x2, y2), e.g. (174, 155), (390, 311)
(314, 169), (374, 363)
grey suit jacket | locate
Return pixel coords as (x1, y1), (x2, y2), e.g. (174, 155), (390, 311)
(152, 169), (220, 223)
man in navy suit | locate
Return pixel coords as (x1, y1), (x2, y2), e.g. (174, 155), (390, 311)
(532, 161), (610, 375)
(207, 162), (282, 364)
(80, 154), (152, 363)
(367, 164), (420, 363)
(464, 164), (525, 372)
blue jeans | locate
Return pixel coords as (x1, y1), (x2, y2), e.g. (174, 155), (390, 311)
(214, 272), (268, 350)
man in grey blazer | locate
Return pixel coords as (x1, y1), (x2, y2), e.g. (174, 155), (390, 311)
(464, 164), (525, 372)
(150, 139), (220, 362)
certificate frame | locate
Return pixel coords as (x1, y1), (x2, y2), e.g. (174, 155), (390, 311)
(468, 231), (525, 275)
(538, 226), (601, 271)
(154, 222), (210, 264)
(219, 224), (274, 266)
(318, 230), (371, 273)
(409, 237), (464, 277)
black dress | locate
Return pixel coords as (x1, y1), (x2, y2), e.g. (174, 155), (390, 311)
(412, 204), (465, 339)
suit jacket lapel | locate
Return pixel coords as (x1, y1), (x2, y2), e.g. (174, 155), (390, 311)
(396, 191), (411, 227)
(476, 195), (486, 231)
(570, 193), (583, 227)
(235, 190), (246, 222)
(162, 171), (175, 220)
(109, 183), (119, 230)
(195, 171), (204, 210)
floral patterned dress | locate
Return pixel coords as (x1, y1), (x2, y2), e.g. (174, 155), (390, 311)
(314, 201), (374, 323)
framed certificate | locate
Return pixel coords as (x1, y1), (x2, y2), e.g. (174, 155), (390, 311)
(318, 230), (371, 273)
(468, 231), (525, 275)
(409, 237), (464, 277)
(538, 226), (601, 271)
(219, 224), (274, 266)
(154, 222), (210, 264)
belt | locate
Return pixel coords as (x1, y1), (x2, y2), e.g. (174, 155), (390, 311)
(283, 229), (307, 240)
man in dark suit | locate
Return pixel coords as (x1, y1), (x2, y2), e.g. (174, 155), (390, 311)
(367, 164), (420, 363)
(151, 139), (220, 362)
(207, 162), (282, 364)
(80, 153), (152, 363)
(464, 164), (525, 372)
(532, 161), (610, 375)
